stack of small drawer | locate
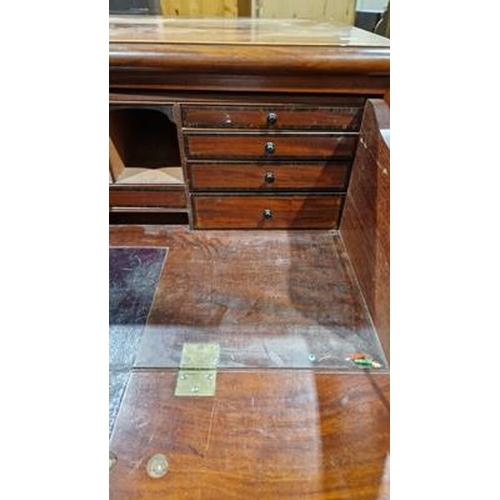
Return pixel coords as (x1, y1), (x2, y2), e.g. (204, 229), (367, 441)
(181, 98), (364, 229)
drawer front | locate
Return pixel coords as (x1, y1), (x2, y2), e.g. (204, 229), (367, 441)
(182, 105), (363, 131)
(192, 195), (343, 229)
(185, 134), (357, 159)
(189, 162), (350, 191)
(109, 188), (187, 208)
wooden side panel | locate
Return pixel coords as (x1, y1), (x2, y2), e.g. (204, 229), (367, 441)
(109, 137), (125, 182)
(160, 0), (238, 17)
(340, 99), (390, 361)
(255, 0), (357, 25)
(109, 370), (389, 500)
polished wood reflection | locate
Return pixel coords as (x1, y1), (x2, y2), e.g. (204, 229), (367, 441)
(110, 370), (389, 500)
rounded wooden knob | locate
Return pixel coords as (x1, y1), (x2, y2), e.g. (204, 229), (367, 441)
(264, 172), (275, 183)
(262, 208), (273, 220)
(265, 142), (275, 154)
(267, 112), (278, 125)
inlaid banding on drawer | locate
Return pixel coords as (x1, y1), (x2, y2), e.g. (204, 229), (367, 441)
(192, 195), (343, 229)
(182, 105), (363, 131)
(188, 162), (350, 191)
(185, 134), (357, 159)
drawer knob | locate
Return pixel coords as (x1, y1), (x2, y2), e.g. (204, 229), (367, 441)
(262, 208), (273, 220)
(267, 112), (278, 125)
(264, 172), (275, 183)
(146, 453), (169, 479)
(265, 142), (275, 154)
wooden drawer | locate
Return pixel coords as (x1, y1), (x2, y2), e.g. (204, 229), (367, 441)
(182, 104), (363, 131)
(185, 133), (357, 160)
(188, 161), (350, 191)
(109, 187), (187, 208)
(192, 195), (343, 229)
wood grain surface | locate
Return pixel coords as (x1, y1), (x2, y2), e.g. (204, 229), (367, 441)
(181, 104), (363, 131)
(109, 71), (390, 94)
(192, 194), (343, 229)
(254, 0), (357, 25)
(109, 370), (389, 500)
(114, 227), (386, 370)
(160, 0), (238, 17)
(109, 16), (390, 46)
(109, 17), (389, 93)
(184, 134), (357, 159)
(341, 99), (390, 362)
(109, 44), (390, 76)
(109, 187), (187, 208)
(110, 92), (367, 107)
(188, 161), (351, 191)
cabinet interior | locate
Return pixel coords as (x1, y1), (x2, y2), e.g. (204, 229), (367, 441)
(109, 107), (183, 185)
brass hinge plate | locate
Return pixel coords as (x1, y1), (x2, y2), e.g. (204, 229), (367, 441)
(175, 343), (220, 397)
(175, 369), (217, 397)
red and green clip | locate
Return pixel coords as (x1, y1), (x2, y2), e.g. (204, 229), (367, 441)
(346, 353), (382, 368)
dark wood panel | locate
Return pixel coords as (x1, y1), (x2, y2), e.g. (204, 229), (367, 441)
(193, 195), (343, 229)
(182, 105), (363, 131)
(340, 99), (390, 362)
(110, 91), (367, 107)
(109, 107), (180, 169)
(109, 370), (390, 500)
(110, 70), (389, 95)
(188, 161), (350, 191)
(109, 188), (186, 208)
(185, 134), (357, 159)
(109, 211), (189, 225)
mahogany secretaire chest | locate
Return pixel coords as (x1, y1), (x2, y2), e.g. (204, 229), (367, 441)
(109, 17), (390, 499)
(109, 16), (390, 229)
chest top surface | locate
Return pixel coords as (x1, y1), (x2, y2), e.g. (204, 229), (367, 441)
(109, 16), (389, 94)
(109, 16), (390, 48)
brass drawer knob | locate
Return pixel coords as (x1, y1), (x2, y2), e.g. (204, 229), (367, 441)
(264, 172), (275, 183)
(264, 142), (275, 154)
(146, 453), (169, 479)
(267, 111), (278, 125)
(262, 208), (273, 220)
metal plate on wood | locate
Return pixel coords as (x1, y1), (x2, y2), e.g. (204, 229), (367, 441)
(179, 343), (220, 369)
(175, 343), (220, 396)
(175, 369), (217, 397)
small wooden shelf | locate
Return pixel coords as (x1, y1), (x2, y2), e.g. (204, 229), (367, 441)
(109, 106), (183, 185)
(112, 166), (184, 185)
